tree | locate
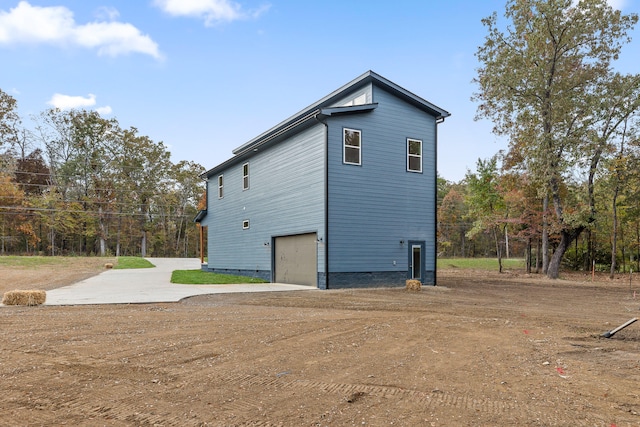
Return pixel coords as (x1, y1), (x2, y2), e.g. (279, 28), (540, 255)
(15, 149), (51, 195)
(500, 172), (544, 272)
(1, 90), (206, 257)
(438, 185), (469, 257)
(0, 173), (37, 253)
(465, 156), (506, 272)
(0, 89), (20, 151)
(35, 109), (121, 254)
(474, 0), (639, 278)
(170, 160), (205, 256)
(116, 128), (171, 257)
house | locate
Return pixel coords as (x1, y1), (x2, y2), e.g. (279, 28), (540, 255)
(196, 71), (450, 289)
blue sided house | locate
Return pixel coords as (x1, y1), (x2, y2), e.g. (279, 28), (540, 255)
(197, 70), (450, 289)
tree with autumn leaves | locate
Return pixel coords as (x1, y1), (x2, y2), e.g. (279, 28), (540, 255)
(473, 0), (640, 278)
(0, 88), (205, 257)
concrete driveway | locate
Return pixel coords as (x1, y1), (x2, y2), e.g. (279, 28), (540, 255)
(45, 258), (314, 306)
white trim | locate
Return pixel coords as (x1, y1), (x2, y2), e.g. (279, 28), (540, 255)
(407, 138), (422, 173)
(343, 128), (362, 165)
(217, 174), (224, 198)
(242, 219), (250, 230)
(242, 162), (250, 191)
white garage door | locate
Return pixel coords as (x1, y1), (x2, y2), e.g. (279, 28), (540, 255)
(274, 233), (317, 287)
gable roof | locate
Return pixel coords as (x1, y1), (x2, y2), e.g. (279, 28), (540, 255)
(203, 70), (450, 179)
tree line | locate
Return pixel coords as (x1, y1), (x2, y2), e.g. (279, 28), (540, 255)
(444, 0), (640, 279)
(0, 91), (205, 257)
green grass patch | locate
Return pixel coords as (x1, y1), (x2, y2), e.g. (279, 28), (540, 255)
(437, 257), (525, 270)
(115, 257), (155, 269)
(171, 270), (268, 285)
(0, 256), (72, 267)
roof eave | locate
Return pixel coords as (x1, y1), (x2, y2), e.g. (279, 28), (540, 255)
(202, 70), (450, 179)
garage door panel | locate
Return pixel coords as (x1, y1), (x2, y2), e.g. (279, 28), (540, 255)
(274, 233), (317, 286)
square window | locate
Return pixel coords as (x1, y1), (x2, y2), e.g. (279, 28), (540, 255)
(407, 139), (422, 173)
(242, 219), (250, 229)
(343, 128), (361, 165)
(242, 163), (249, 190)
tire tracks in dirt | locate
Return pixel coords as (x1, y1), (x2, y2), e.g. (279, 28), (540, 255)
(209, 371), (616, 426)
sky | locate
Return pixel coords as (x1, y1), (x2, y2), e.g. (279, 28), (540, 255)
(1, 0), (638, 182)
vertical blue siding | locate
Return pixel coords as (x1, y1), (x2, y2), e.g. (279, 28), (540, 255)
(327, 86), (437, 283)
(207, 124), (326, 274)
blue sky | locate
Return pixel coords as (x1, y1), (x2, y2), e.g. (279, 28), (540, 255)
(1, 0), (638, 182)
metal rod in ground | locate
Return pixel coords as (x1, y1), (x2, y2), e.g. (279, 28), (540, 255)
(601, 317), (638, 338)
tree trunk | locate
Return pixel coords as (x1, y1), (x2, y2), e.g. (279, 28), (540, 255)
(547, 228), (584, 279)
(620, 224), (626, 274)
(536, 238), (541, 274)
(526, 238), (532, 274)
(494, 226), (503, 273)
(50, 227), (55, 256)
(542, 195), (549, 274)
(504, 224), (510, 258)
(584, 229), (593, 271)
(141, 230), (147, 257)
(637, 221), (640, 273)
(461, 227), (466, 257)
(610, 185), (619, 279)
(98, 206), (106, 257)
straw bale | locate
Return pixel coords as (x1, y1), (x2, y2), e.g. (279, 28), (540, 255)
(2, 290), (47, 306)
(104, 263), (114, 269)
(405, 279), (421, 291)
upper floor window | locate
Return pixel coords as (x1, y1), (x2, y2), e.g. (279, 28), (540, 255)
(342, 93), (367, 107)
(407, 138), (422, 173)
(217, 174), (224, 198)
(242, 163), (249, 190)
(343, 128), (361, 165)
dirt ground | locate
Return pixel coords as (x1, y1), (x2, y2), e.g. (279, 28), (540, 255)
(1, 264), (639, 426)
(0, 257), (116, 294)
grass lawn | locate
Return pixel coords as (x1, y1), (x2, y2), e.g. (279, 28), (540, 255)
(0, 256), (116, 268)
(171, 270), (268, 285)
(437, 257), (525, 270)
(115, 257), (155, 269)
(0, 255), (70, 267)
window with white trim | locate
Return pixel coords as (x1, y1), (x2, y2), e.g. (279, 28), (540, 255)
(242, 163), (249, 190)
(242, 219), (250, 229)
(407, 138), (422, 173)
(342, 93), (367, 106)
(217, 174), (224, 198)
(343, 128), (361, 165)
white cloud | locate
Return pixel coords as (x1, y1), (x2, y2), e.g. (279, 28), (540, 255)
(0, 1), (162, 59)
(154, 0), (269, 26)
(48, 93), (96, 110)
(48, 93), (113, 115)
(95, 6), (120, 21)
(96, 106), (113, 115)
(74, 21), (161, 58)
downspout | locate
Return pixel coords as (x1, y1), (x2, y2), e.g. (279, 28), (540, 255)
(434, 115), (446, 285)
(200, 175), (209, 266)
(314, 113), (330, 289)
